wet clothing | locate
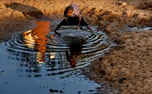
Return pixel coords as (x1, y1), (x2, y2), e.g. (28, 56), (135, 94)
(55, 4), (91, 34)
(55, 16), (88, 31)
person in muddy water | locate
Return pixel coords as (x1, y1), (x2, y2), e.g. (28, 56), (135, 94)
(54, 4), (93, 35)
(54, 4), (89, 67)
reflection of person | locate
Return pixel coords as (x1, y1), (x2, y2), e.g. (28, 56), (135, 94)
(66, 37), (85, 67)
(23, 21), (53, 63)
(55, 4), (93, 34)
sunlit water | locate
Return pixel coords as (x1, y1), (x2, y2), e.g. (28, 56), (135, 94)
(0, 26), (115, 94)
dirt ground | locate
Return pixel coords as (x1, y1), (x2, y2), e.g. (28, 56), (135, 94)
(0, 0), (152, 94)
(84, 30), (152, 94)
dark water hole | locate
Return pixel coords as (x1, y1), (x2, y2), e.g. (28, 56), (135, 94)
(0, 26), (115, 94)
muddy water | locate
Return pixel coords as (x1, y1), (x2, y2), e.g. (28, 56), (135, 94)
(0, 26), (114, 94)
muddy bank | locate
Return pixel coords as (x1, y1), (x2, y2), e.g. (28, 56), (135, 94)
(84, 30), (152, 94)
(1, 0), (152, 41)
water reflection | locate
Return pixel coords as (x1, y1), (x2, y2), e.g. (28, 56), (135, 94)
(0, 41), (103, 94)
(22, 21), (82, 67)
(23, 21), (52, 64)
(5, 25), (113, 76)
(0, 25), (115, 94)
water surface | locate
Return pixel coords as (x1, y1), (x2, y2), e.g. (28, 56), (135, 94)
(0, 27), (114, 94)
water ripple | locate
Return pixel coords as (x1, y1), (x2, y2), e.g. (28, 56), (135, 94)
(5, 26), (114, 76)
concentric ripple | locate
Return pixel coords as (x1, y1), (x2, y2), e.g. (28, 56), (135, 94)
(5, 26), (114, 76)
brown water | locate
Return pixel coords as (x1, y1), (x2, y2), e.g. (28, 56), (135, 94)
(0, 26), (115, 94)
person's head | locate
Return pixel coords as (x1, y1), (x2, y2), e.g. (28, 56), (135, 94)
(64, 6), (74, 17)
(67, 9), (73, 17)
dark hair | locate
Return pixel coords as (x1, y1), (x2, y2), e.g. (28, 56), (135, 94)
(64, 6), (73, 17)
